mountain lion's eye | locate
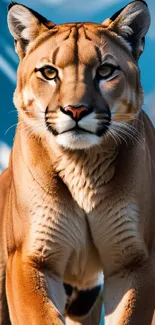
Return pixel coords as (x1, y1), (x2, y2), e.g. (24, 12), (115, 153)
(97, 64), (117, 79)
(39, 66), (58, 80)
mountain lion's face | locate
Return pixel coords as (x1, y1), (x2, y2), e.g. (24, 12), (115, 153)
(8, 2), (150, 149)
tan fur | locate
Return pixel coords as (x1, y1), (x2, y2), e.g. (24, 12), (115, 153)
(1, 1), (155, 324)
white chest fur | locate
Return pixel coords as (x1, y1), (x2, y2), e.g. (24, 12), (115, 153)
(54, 148), (118, 213)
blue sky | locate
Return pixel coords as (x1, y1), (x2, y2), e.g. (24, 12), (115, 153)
(0, 0), (155, 170)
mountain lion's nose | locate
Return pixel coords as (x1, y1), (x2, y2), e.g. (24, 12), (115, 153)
(61, 105), (90, 121)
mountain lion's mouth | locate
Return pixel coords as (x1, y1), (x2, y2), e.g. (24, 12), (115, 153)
(45, 106), (111, 138)
(46, 122), (94, 136)
(60, 126), (95, 135)
(46, 122), (110, 137)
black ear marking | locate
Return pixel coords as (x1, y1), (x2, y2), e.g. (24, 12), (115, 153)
(22, 7), (48, 27)
(8, 1), (18, 11)
(8, 2), (49, 27)
(110, 0), (148, 22)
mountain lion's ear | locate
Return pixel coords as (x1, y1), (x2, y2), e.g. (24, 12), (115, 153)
(7, 2), (54, 59)
(105, 0), (150, 60)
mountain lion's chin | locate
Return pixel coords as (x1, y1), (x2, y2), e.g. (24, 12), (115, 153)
(56, 130), (100, 150)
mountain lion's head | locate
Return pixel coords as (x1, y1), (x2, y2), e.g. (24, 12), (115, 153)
(8, 1), (150, 149)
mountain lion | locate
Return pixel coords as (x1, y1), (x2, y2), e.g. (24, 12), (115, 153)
(0, 0), (155, 324)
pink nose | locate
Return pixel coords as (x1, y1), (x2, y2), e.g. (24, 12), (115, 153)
(64, 105), (89, 120)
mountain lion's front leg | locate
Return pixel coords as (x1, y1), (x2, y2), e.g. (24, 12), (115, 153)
(104, 255), (155, 325)
(0, 169), (12, 325)
(88, 199), (155, 325)
(6, 250), (65, 325)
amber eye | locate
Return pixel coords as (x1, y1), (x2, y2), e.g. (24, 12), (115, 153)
(39, 66), (58, 80)
(97, 64), (117, 79)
